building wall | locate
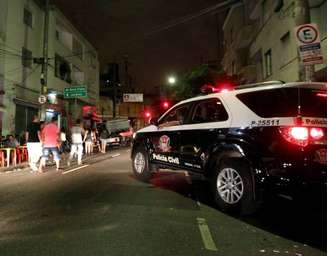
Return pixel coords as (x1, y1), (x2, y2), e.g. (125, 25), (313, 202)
(310, 0), (327, 75)
(223, 0), (327, 84)
(0, 0), (99, 135)
(2, 0), (44, 135)
(249, 0), (300, 82)
(222, 3), (244, 75)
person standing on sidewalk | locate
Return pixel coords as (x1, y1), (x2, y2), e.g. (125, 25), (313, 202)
(39, 117), (61, 172)
(68, 119), (84, 166)
(84, 128), (93, 155)
(25, 115), (42, 172)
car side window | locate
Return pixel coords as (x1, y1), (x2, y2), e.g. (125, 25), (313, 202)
(191, 98), (228, 123)
(158, 104), (189, 127)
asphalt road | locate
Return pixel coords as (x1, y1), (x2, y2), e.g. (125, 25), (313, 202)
(0, 148), (326, 256)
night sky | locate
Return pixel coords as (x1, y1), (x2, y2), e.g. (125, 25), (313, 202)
(52, 0), (226, 94)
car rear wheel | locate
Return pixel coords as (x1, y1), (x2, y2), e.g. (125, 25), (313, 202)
(132, 147), (152, 182)
(211, 158), (259, 215)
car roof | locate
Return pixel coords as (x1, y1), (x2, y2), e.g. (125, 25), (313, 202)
(175, 82), (326, 106)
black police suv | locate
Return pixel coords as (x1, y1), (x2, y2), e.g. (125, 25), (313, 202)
(131, 81), (327, 214)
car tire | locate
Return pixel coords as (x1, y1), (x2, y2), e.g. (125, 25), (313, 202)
(211, 157), (259, 215)
(132, 147), (153, 182)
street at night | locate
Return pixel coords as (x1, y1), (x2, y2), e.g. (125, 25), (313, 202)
(0, 149), (326, 256)
(0, 0), (327, 255)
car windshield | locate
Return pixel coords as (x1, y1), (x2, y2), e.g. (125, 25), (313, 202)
(236, 87), (327, 118)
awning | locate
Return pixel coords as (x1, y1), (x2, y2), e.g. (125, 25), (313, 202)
(13, 98), (40, 109)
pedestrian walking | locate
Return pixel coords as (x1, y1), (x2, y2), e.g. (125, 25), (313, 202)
(25, 115), (42, 172)
(39, 117), (61, 172)
(84, 128), (93, 155)
(68, 119), (84, 166)
(99, 126), (109, 153)
(92, 128), (100, 153)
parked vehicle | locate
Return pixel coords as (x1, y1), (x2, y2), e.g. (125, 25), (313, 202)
(131, 81), (327, 214)
(97, 119), (132, 147)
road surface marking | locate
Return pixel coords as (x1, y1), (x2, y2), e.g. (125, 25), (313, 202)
(62, 165), (89, 175)
(110, 153), (121, 158)
(197, 217), (218, 251)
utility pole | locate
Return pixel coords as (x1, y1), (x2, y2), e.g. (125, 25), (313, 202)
(294, 0), (314, 81)
(124, 55), (130, 91)
(40, 0), (49, 121)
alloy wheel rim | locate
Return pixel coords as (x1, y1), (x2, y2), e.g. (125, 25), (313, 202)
(217, 167), (244, 204)
(134, 152), (145, 174)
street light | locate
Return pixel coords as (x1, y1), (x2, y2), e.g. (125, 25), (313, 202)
(167, 76), (176, 85)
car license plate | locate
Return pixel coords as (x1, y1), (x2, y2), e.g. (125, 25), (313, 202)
(314, 148), (327, 165)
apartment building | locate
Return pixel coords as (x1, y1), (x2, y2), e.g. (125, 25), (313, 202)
(0, 0), (99, 136)
(222, 0), (326, 83)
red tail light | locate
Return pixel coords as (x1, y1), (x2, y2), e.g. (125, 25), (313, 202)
(280, 126), (325, 147)
(290, 127), (308, 140)
(310, 128), (324, 140)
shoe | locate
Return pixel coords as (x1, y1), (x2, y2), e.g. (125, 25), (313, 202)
(30, 164), (38, 171)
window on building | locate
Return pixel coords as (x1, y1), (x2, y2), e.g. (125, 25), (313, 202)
(55, 20), (73, 50)
(73, 37), (83, 60)
(23, 8), (33, 27)
(72, 65), (85, 84)
(22, 47), (32, 68)
(232, 60), (236, 75)
(90, 52), (97, 69)
(264, 49), (272, 77)
(55, 54), (72, 83)
(191, 99), (228, 124)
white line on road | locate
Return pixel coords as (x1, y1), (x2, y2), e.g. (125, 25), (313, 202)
(110, 153), (121, 158)
(62, 165), (89, 175)
(197, 217), (218, 251)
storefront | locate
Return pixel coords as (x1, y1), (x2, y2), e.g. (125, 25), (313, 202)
(14, 98), (39, 143)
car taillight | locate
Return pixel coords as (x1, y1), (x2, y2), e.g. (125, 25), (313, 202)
(310, 127), (324, 140)
(280, 127), (325, 147)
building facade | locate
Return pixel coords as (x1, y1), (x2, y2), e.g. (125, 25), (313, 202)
(222, 0), (327, 83)
(0, 0), (99, 137)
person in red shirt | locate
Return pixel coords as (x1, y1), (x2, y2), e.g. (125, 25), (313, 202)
(39, 117), (61, 172)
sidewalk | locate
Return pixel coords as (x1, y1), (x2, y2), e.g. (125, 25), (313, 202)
(0, 147), (129, 173)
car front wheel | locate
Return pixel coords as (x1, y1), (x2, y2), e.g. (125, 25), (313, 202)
(211, 158), (259, 215)
(132, 147), (152, 182)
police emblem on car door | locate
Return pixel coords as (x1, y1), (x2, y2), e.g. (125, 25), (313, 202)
(150, 103), (192, 167)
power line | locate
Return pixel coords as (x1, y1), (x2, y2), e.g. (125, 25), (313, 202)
(0, 49), (23, 59)
(113, 0), (240, 53)
(1, 65), (41, 93)
(0, 43), (22, 54)
(2, 65), (24, 76)
(22, 64), (41, 84)
(144, 0), (241, 37)
(49, 49), (95, 59)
